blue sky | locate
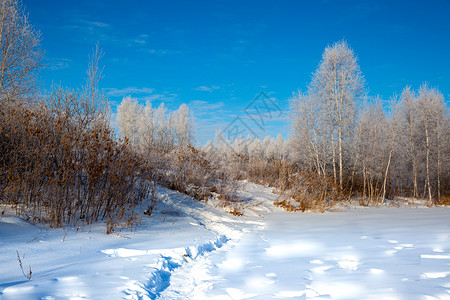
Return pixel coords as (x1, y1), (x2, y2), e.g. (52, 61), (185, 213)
(24, 0), (450, 145)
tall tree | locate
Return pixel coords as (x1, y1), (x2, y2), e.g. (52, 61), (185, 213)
(291, 91), (327, 177)
(117, 96), (141, 145)
(0, 0), (42, 100)
(312, 40), (365, 189)
(416, 84), (446, 204)
(359, 101), (386, 202)
(292, 40), (366, 189)
(398, 87), (419, 201)
(172, 103), (194, 147)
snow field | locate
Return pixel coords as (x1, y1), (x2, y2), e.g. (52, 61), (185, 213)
(198, 203), (450, 299)
(0, 182), (449, 299)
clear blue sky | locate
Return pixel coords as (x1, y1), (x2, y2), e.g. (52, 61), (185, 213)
(24, 0), (450, 145)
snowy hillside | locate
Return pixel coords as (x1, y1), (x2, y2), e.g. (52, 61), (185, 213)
(1, 183), (449, 299)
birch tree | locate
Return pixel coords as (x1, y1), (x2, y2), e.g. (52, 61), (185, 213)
(291, 40), (365, 188)
(416, 84), (446, 204)
(398, 87), (419, 201)
(138, 101), (155, 151)
(381, 99), (400, 202)
(394, 84), (449, 203)
(291, 91), (327, 177)
(172, 103), (194, 147)
(117, 96), (141, 145)
(359, 101), (386, 203)
(310, 40), (366, 189)
(82, 43), (109, 129)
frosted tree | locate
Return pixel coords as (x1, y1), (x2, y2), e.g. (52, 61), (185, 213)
(172, 103), (194, 147)
(138, 101), (155, 151)
(118, 99), (196, 151)
(203, 140), (214, 153)
(309, 40), (366, 189)
(154, 103), (169, 149)
(291, 91), (327, 177)
(245, 135), (253, 156)
(275, 134), (284, 160)
(212, 130), (228, 157)
(263, 136), (276, 161)
(0, 0), (43, 101)
(381, 98), (400, 202)
(232, 136), (246, 156)
(390, 84), (449, 203)
(248, 138), (263, 159)
(397, 87), (419, 200)
(81, 44), (110, 130)
(434, 99), (448, 203)
(415, 84), (446, 204)
(358, 101), (386, 202)
(281, 137), (291, 161)
(117, 96), (141, 145)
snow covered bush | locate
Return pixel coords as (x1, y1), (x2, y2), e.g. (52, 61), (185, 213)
(148, 144), (238, 205)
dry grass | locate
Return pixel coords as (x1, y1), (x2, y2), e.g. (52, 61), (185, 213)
(228, 206), (244, 216)
(437, 195), (450, 206)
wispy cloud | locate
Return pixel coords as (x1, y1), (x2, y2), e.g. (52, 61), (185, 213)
(106, 87), (155, 97)
(189, 100), (225, 115)
(67, 18), (113, 35)
(47, 58), (72, 71)
(106, 87), (178, 104)
(61, 10), (180, 55)
(64, 12), (132, 46)
(61, 9), (118, 44)
(81, 20), (111, 28)
(194, 85), (220, 92)
(143, 48), (181, 56)
(134, 34), (149, 45)
(142, 93), (178, 103)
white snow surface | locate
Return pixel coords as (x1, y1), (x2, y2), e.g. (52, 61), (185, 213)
(0, 182), (449, 299)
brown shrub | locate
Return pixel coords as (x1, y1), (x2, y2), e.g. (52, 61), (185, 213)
(0, 99), (151, 232)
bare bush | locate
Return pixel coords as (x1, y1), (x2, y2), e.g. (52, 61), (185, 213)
(0, 42), (152, 232)
(0, 99), (150, 232)
(147, 144), (238, 206)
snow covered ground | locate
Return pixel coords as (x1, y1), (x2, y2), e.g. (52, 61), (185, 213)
(0, 183), (449, 299)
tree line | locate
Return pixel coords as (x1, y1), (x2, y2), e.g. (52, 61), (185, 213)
(290, 40), (449, 205)
(204, 40), (449, 207)
(117, 97), (194, 151)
